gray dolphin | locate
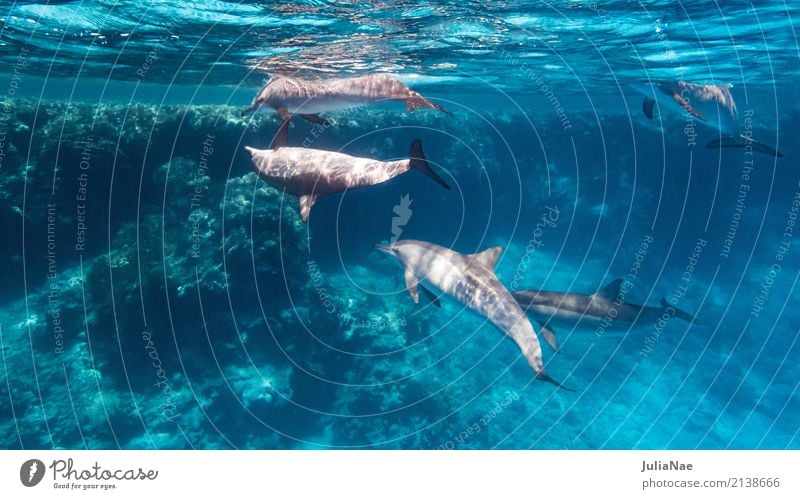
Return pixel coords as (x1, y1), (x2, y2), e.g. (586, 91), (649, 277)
(633, 80), (783, 157)
(245, 139), (449, 222)
(513, 279), (706, 351)
(242, 74), (451, 147)
(376, 240), (571, 390)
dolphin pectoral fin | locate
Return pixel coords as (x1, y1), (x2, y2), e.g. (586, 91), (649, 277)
(420, 284), (441, 307)
(273, 117), (290, 149)
(469, 246), (504, 272)
(300, 114), (331, 126)
(540, 323), (559, 352)
(671, 92), (706, 121)
(297, 194), (317, 222)
(536, 373), (576, 392)
(241, 102), (259, 117)
(277, 106), (290, 121)
(405, 268), (420, 304)
(707, 136), (784, 158)
(409, 139), (451, 190)
(642, 97), (656, 119)
(598, 279), (624, 301)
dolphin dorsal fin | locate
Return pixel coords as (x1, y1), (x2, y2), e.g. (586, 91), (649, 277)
(469, 246), (503, 272)
(597, 279), (624, 301)
(405, 268), (420, 304)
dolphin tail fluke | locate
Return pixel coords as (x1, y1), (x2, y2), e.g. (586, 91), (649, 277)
(537, 373), (576, 392)
(406, 94), (453, 116)
(660, 298), (707, 326)
(642, 97), (656, 119)
(707, 136), (784, 158)
(409, 139), (451, 190)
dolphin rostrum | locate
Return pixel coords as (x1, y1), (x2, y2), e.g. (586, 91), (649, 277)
(633, 80), (783, 157)
(513, 279), (706, 351)
(245, 139), (450, 222)
(376, 240), (571, 390)
(242, 74), (452, 147)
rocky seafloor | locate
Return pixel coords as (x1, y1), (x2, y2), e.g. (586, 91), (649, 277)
(1, 99), (798, 449)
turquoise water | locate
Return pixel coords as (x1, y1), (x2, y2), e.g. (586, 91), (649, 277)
(0, 1), (798, 449)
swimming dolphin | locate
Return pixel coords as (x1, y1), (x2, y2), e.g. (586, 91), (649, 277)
(512, 279), (706, 351)
(245, 139), (450, 222)
(242, 74), (452, 147)
(633, 80), (783, 157)
(376, 240), (571, 390)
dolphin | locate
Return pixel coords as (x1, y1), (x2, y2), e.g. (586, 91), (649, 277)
(245, 139), (450, 222)
(376, 240), (571, 390)
(512, 279), (707, 351)
(633, 80), (783, 157)
(242, 74), (452, 147)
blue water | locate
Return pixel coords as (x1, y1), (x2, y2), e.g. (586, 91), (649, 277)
(0, 1), (798, 449)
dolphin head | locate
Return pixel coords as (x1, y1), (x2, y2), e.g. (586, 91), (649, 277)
(257, 78), (282, 107)
(375, 242), (396, 257)
(375, 240), (427, 267)
(242, 77), (285, 116)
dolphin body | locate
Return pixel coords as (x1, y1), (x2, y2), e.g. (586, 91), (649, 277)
(245, 139), (449, 222)
(376, 240), (571, 390)
(512, 279), (706, 351)
(633, 80), (783, 157)
(242, 74), (451, 147)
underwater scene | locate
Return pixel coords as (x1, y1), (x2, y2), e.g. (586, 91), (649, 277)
(0, 1), (798, 450)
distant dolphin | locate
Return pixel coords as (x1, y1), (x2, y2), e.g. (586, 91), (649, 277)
(242, 74), (452, 147)
(245, 139), (450, 222)
(633, 80), (783, 157)
(376, 240), (572, 390)
(513, 279), (706, 351)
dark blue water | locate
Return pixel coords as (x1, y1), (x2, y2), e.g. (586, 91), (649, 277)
(0, 1), (798, 449)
